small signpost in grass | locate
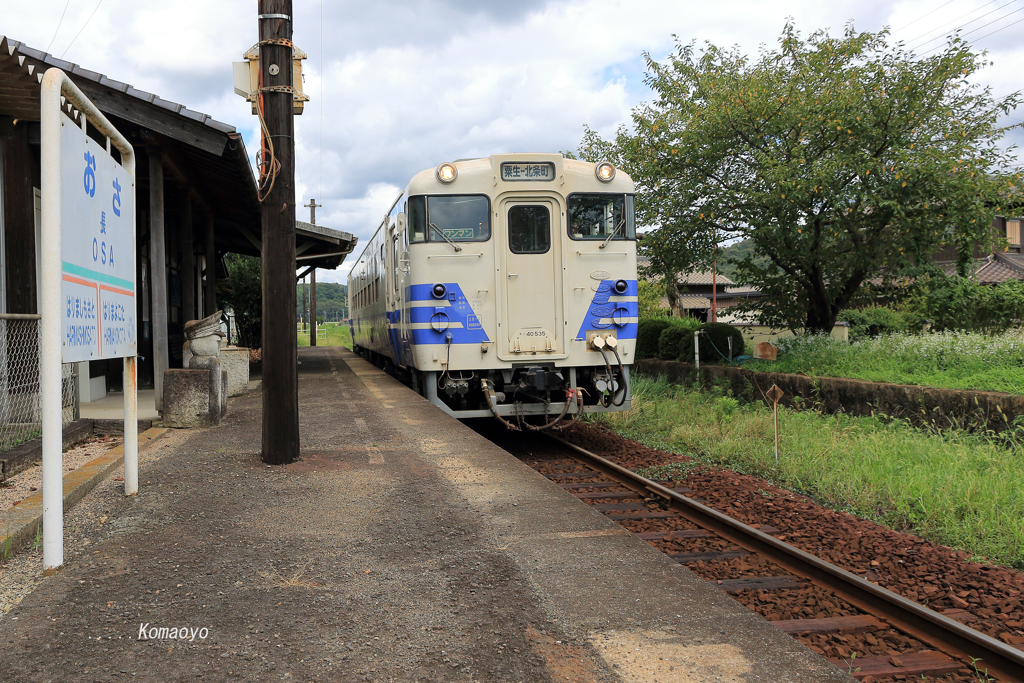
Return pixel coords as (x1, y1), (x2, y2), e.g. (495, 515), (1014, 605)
(767, 384), (784, 463)
(755, 341), (778, 361)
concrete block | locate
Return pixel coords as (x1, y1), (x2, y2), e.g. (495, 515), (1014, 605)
(190, 357), (226, 421)
(163, 369), (221, 428)
(220, 347), (250, 397)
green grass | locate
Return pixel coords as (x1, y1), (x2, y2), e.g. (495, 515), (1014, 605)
(297, 322), (352, 349)
(743, 329), (1024, 395)
(593, 374), (1024, 568)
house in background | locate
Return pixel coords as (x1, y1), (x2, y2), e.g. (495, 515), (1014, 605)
(638, 256), (736, 320)
(668, 269), (734, 321)
(928, 216), (1024, 284)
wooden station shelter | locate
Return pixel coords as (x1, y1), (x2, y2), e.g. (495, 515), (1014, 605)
(0, 36), (355, 411)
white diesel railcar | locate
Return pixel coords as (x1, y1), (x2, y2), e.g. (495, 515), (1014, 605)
(348, 153), (637, 429)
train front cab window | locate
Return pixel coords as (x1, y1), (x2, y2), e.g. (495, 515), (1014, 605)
(567, 193), (636, 241)
(408, 195), (491, 244)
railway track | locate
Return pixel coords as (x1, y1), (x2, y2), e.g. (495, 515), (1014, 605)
(497, 428), (1024, 683)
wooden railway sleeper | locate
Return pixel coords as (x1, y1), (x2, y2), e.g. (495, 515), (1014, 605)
(546, 433), (1024, 683)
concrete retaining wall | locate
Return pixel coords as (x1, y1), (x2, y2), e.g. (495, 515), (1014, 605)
(0, 419), (94, 482)
(634, 359), (1024, 433)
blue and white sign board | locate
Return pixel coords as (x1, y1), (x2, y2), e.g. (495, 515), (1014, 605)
(59, 118), (136, 362)
(41, 68), (140, 572)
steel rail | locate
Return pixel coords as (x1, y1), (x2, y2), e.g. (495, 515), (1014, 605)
(547, 434), (1024, 682)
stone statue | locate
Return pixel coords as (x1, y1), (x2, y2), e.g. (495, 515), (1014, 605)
(182, 311), (226, 369)
(165, 311), (228, 427)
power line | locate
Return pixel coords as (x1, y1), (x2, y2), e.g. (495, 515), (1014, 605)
(969, 13), (1024, 42)
(904, 0), (1001, 44)
(909, 0), (1019, 51)
(921, 7), (1024, 54)
(319, 0), (323, 201)
(892, 0), (957, 33)
(60, 0), (104, 59)
(45, 0), (72, 54)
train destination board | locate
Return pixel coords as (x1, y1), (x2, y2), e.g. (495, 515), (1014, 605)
(59, 118), (136, 362)
(500, 162), (555, 181)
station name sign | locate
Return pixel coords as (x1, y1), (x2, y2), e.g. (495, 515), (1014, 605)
(60, 119), (136, 362)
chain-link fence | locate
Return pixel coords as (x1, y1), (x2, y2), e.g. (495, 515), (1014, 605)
(0, 316), (77, 453)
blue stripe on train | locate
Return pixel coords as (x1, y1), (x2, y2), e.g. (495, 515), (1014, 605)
(407, 283), (490, 345)
(387, 309), (402, 360)
(575, 279), (638, 341)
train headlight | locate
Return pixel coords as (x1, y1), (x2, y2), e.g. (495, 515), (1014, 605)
(614, 279), (628, 294)
(431, 283), (447, 299)
(595, 161), (616, 182)
(436, 162), (458, 183)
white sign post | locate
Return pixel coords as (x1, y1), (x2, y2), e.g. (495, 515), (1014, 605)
(40, 68), (138, 572)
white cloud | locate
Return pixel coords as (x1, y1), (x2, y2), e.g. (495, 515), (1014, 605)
(4, 0), (1020, 289)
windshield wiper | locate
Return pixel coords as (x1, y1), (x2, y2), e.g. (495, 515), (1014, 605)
(429, 222), (462, 252)
(599, 218), (626, 249)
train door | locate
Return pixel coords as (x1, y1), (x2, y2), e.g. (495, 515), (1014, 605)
(499, 198), (564, 356)
(395, 212), (411, 366)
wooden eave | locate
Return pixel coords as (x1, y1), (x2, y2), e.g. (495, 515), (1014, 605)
(1, 35), (354, 270)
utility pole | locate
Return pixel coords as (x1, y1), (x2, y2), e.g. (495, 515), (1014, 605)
(310, 269), (317, 346)
(302, 277), (308, 332)
(712, 260), (717, 323)
(305, 198), (320, 347)
(258, 0), (299, 465)
(304, 197), (320, 224)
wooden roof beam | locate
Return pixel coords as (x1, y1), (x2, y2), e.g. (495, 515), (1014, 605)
(141, 131), (214, 217)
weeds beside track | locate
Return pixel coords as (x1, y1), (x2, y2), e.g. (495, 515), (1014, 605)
(589, 374), (1024, 569)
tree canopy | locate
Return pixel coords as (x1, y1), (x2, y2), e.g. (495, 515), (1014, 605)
(221, 253), (262, 349)
(296, 282), (348, 321)
(578, 22), (1021, 333)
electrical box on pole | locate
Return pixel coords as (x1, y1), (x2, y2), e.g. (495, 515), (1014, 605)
(233, 45), (308, 115)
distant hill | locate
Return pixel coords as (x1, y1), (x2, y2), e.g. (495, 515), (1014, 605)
(297, 281), (348, 321)
(718, 239), (770, 284)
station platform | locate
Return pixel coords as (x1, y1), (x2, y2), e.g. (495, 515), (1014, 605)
(0, 346), (849, 682)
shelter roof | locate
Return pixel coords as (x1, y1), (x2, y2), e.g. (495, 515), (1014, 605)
(0, 35), (355, 269)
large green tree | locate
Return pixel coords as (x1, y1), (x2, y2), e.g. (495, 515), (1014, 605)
(579, 23), (1021, 333)
(221, 253), (262, 349)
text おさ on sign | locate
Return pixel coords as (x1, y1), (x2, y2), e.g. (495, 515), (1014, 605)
(59, 119), (136, 362)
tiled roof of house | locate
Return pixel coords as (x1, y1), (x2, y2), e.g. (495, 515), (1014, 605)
(637, 257), (736, 286)
(996, 251), (1024, 272)
(931, 254), (1024, 285)
(678, 296), (711, 309)
(676, 270), (735, 286)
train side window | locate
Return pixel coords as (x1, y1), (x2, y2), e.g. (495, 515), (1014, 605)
(567, 194), (633, 241)
(409, 196), (426, 243)
(426, 195), (490, 242)
(508, 205), (551, 254)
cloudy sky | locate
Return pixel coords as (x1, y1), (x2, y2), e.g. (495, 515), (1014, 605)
(4, 0), (1022, 284)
